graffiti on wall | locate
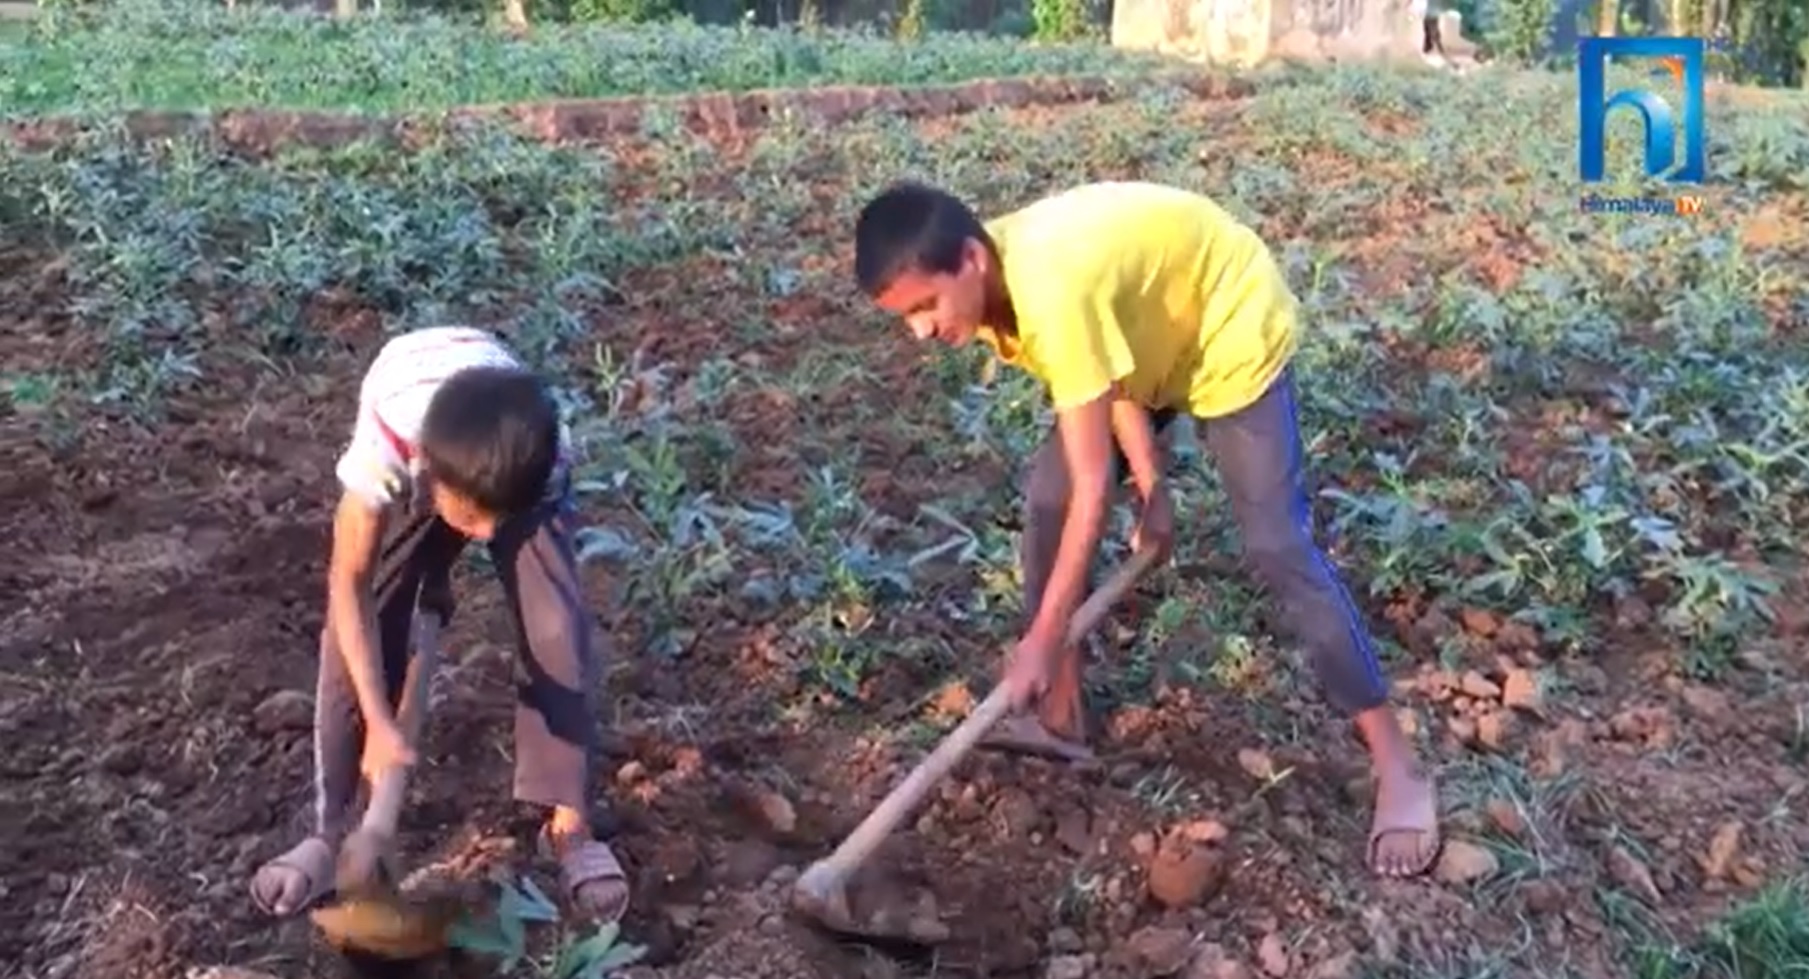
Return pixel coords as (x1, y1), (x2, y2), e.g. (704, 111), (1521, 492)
(1293, 0), (1362, 33)
(1207, 0), (1270, 64)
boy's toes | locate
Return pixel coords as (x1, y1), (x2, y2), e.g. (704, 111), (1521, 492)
(1371, 828), (1437, 877)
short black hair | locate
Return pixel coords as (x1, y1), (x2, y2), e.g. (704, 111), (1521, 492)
(853, 181), (990, 296)
(419, 365), (559, 517)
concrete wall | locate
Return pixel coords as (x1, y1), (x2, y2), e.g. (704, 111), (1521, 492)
(1111, 0), (1442, 66)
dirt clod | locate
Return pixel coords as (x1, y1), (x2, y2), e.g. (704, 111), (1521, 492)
(1434, 839), (1499, 884)
(720, 839), (783, 888)
(1702, 821), (1744, 880)
(1608, 845), (1662, 903)
(1459, 607), (1499, 636)
(1256, 933), (1290, 976)
(1680, 684), (1730, 722)
(616, 760), (648, 786)
(1484, 799), (1525, 837)
(1128, 924), (1196, 976)
(1307, 950), (1358, 979)
(1520, 878), (1567, 914)
(1237, 748), (1275, 780)
(929, 681), (976, 722)
(1180, 819), (1229, 844)
(1186, 943), (1252, 979)
(1458, 670), (1501, 700)
(1055, 806), (1094, 854)
(252, 689), (313, 733)
(1474, 710), (1511, 750)
(733, 782), (798, 838)
(991, 787), (1042, 839)
(1146, 834), (1226, 910)
(1500, 668), (1541, 712)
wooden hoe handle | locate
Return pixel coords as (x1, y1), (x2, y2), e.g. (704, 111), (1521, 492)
(358, 616), (439, 838)
(803, 548), (1162, 887)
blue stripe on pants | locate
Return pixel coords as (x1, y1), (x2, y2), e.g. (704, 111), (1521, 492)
(1201, 367), (1389, 714)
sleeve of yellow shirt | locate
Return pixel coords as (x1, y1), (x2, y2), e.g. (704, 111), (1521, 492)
(1018, 273), (1137, 411)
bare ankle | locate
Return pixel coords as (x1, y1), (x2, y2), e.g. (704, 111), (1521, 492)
(549, 806), (590, 841)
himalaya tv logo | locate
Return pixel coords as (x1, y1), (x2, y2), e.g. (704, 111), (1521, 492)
(1575, 36), (1715, 216)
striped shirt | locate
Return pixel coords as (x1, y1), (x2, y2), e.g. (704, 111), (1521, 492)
(335, 326), (570, 510)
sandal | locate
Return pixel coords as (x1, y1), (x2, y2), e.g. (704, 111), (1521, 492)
(249, 836), (337, 917)
(1368, 772), (1442, 878)
(538, 826), (630, 923)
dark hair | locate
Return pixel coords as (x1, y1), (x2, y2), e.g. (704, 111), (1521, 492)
(419, 365), (559, 516)
(853, 181), (990, 296)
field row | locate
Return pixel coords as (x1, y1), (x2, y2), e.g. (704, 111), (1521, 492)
(5, 72), (1246, 153)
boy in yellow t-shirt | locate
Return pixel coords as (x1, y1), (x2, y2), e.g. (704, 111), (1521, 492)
(853, 180), (1440, 878)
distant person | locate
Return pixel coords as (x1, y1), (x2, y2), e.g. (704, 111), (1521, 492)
(248, 327), (628, 921)
(1414, 0), (1449, 63)
(851, 181), (1442, 878)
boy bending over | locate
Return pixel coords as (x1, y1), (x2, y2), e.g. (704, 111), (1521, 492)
(853, 182), (1439, 877)
(249, 326), (628, 918)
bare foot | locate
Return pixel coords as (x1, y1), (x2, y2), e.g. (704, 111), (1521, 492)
(1368, 768), (1440, 877)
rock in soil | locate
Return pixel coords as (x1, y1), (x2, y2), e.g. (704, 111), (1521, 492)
(1500, 668), (1541, 711)
(731, 782), (799, 838)
(844, 868), (951, 944)
(1434, 839), (1498, 884)
(252, 689), (313, 734)
(1055, 805), (1094, 854)
(1307, 950), (1358, 979)
(1128, 924), (1196, 976)
(1146, 835), (1226, 909)
(720, 839), (784, 888)
(1256, 933), (1290, 976)
(1701, 821), (1743, 880)
(1607, 845), (1662, 903)
(1484, 799), (1525, 837)
(1186, 943), (1253, 979)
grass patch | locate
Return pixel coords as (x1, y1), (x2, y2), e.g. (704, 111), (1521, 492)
(0, 0), (1180, 115)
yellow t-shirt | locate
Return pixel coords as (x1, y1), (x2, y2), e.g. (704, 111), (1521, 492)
(976, 182), (1300, 419)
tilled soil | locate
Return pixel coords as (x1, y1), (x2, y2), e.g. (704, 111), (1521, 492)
(3, 93), (1808, 976)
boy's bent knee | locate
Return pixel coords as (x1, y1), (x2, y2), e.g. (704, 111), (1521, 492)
(518, 611), (598, 740)
(1243, 535), (1322, 594)
(1243, 536), (1389, 715)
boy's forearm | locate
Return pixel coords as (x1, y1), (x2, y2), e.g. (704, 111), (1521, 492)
(1109, 395), (1164, 498)
(1028, 472), (1111, 641)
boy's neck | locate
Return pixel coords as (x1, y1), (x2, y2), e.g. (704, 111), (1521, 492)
(983, 269), (1017, 336)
